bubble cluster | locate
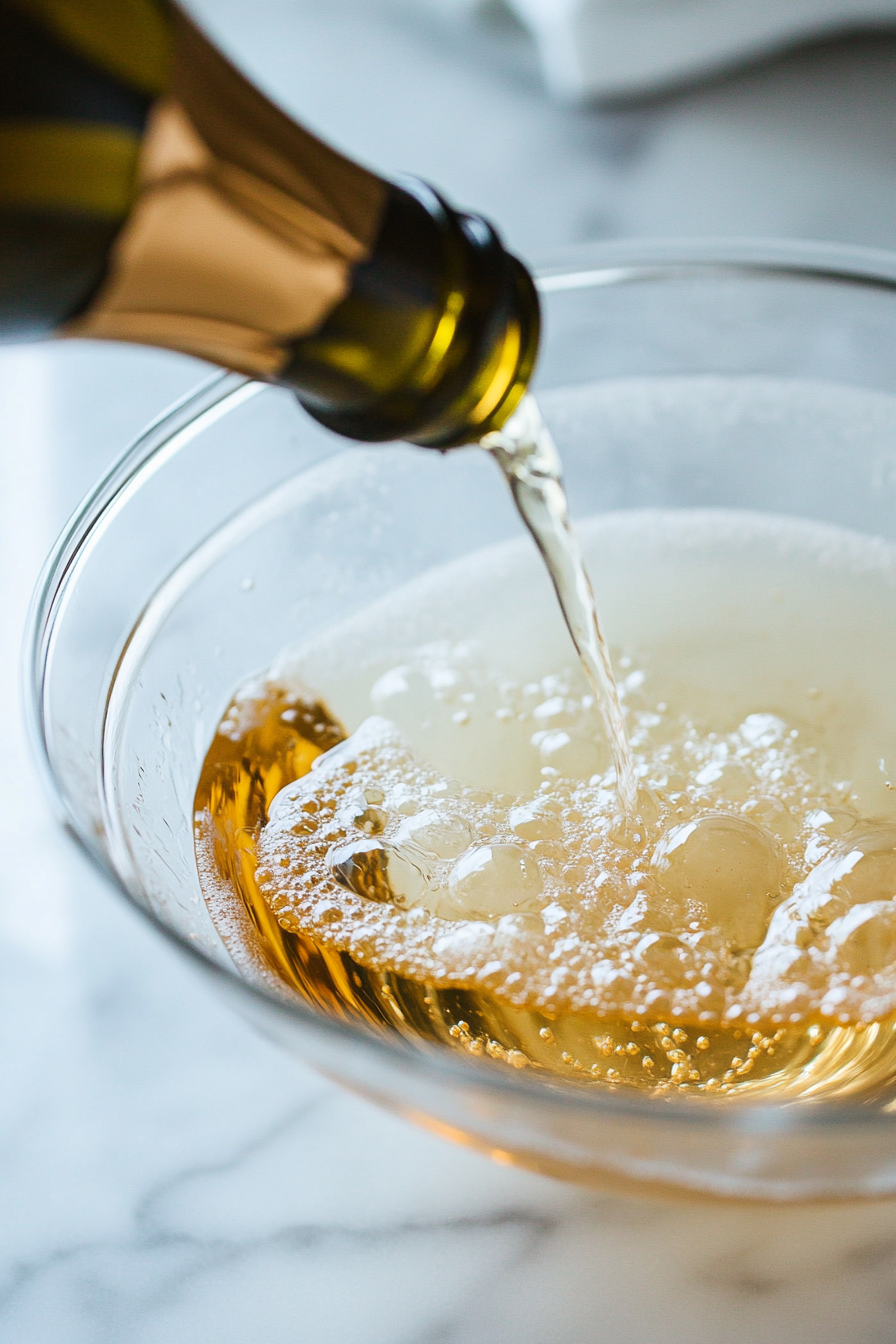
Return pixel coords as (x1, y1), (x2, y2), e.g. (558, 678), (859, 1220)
(254, 639), (896, 1026)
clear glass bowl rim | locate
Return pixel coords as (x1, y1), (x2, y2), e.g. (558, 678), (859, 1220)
(26, 235), (896, 1140)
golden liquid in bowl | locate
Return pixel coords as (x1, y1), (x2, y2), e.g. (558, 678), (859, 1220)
(194, 679), (896, 1106)
(194, 506), (896, 1106)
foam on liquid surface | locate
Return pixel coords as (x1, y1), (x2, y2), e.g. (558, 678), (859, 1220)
(253, 508), (896, 1032)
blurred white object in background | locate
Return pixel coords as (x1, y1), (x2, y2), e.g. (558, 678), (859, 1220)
(471, 0), (896, 98)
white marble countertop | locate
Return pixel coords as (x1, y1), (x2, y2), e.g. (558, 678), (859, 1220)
(7, 5), (896, 1339)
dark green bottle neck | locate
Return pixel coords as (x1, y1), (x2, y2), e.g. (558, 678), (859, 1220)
(283, 178), (540, 448)
(0, 2), (539, 447)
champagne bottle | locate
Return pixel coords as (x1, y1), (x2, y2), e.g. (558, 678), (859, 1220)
(0, 0), (539, 446)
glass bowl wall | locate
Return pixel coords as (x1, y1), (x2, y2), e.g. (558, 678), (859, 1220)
(28, 240), (896, 1201)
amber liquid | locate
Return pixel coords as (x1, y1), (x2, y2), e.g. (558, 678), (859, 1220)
(194, 681), (896, 1104)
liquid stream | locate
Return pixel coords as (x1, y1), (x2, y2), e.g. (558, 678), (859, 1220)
(482, 397), (638, 813)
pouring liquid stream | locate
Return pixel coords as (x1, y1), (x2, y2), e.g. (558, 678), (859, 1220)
(482, 395), (639, 814)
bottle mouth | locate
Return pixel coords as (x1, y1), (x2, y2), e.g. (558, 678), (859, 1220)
(281, 178), (541, 448)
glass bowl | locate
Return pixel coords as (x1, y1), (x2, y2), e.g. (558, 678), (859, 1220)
(28, 239), (896, 1203)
